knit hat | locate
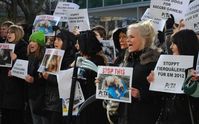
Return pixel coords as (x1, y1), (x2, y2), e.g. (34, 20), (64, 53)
(29, 31), (45, 46)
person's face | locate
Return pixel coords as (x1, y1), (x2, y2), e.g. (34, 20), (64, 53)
(54, 37), (63, 49)
(170, 42), (179, 55)
(28, 41), (39, 53)
(7, 30), (15, 43)
(119, 32), (128, 49)
(0, 26), (9, 38)
(127, 28), (145, 52)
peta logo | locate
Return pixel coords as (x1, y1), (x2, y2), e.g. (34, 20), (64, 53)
(161, 12), (170, 19)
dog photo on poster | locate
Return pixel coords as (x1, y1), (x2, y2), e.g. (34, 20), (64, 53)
(96, 66), (133, 103)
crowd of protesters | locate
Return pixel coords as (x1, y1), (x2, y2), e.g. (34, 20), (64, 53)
(0, 11), (199, 124)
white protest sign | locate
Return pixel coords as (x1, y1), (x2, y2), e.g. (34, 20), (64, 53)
(150, 55), (193, 94)
(57, 69), (85, 105)
(57, 68), (73, 99)
(11, 59), (29, 79)
(150, 0), (190, 23)
(185, 0), (199, 33)
(196, 52), (199, 76)
(0, 43), (15, 67)
(62, 98), (79, 116)
(67, 9), (90, 32)
(53, 2), (79, 22)
(141, 8), (166, 32)
(33, 15), (60, 36)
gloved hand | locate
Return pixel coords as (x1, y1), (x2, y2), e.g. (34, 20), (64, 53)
(166, 14), (175, 29)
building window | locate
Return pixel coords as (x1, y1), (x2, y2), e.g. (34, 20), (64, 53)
(88, 0), (102, 8)
(123, 0), (141, 3)
(104, 0), (121, 6)
(73, 0), (86, 8)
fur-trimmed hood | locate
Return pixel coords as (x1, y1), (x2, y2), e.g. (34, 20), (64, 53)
(127, 48), (160, 65)
(140, 48), (160, 65)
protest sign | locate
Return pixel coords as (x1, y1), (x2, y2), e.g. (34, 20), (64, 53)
(0, 43), (15, 67)
(62, 99), (79, 116)
(101, 40), (116, 64)
(149, 55), (194, 94)
(67, 9), (90, 32)
(53, 2), (79, 22)
(11, 59), (28, 79)
(96, 66), (133, 103)
(185, 0), (199, 33)
(196, 52), (199, 76)
(38, 48), (65, 74)
(57, 69), (85, 107)
(33, 15), (60, 36)
(61, 81), (84, 116)
(141, 8), (166, 32)
(150, 0), (190, 23)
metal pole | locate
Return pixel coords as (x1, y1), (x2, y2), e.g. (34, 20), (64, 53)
(68, 54), (79, 124)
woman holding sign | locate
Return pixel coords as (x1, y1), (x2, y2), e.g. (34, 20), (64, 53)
(148, 29), (199, 124)
(41, 29), (76, 124)
(117, 20), (162, 124)
(0, 25), (28, 124)
(25, 31), (47, 124)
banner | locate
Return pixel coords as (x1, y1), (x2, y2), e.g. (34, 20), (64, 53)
(67, 9), (90, 32)
(33, 15), (60, 36)
(38, 48), (65, 74)
(53, 2), (79, 22)
(96, 66), (133, 103)
(0, 43), (15, 67)
(149, 55), (194, 94)
(11, 59), (28, 79)
(185, 0), (199, 33)
(141, 8), (166, 32)
(150, 0), (190, 23)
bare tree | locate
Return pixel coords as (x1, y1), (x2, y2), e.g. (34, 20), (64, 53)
(17, 0), (46, 24)
(0, 0), (46, 24)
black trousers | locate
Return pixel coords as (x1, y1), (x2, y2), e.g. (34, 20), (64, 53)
(1, 108), (24, 124)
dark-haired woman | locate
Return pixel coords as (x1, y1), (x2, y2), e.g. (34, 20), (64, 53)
(148, 29), (199, 124)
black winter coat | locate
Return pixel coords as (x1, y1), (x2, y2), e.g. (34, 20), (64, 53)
(118, 48), (161, 124)
(77, 55), (108, 124)
(0, 39), (28, 109)
(44, 48), (76, 113)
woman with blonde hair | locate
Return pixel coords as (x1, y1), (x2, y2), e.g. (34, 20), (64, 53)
(117, 20), (161, 124)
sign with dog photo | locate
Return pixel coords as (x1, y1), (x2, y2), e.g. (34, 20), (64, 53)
(96, 66), (133, 103)
(38, 48), (65, 74)
(0, 43), (15, 67)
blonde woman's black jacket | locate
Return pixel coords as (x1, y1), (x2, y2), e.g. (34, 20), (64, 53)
(118, 48), (162, 124)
